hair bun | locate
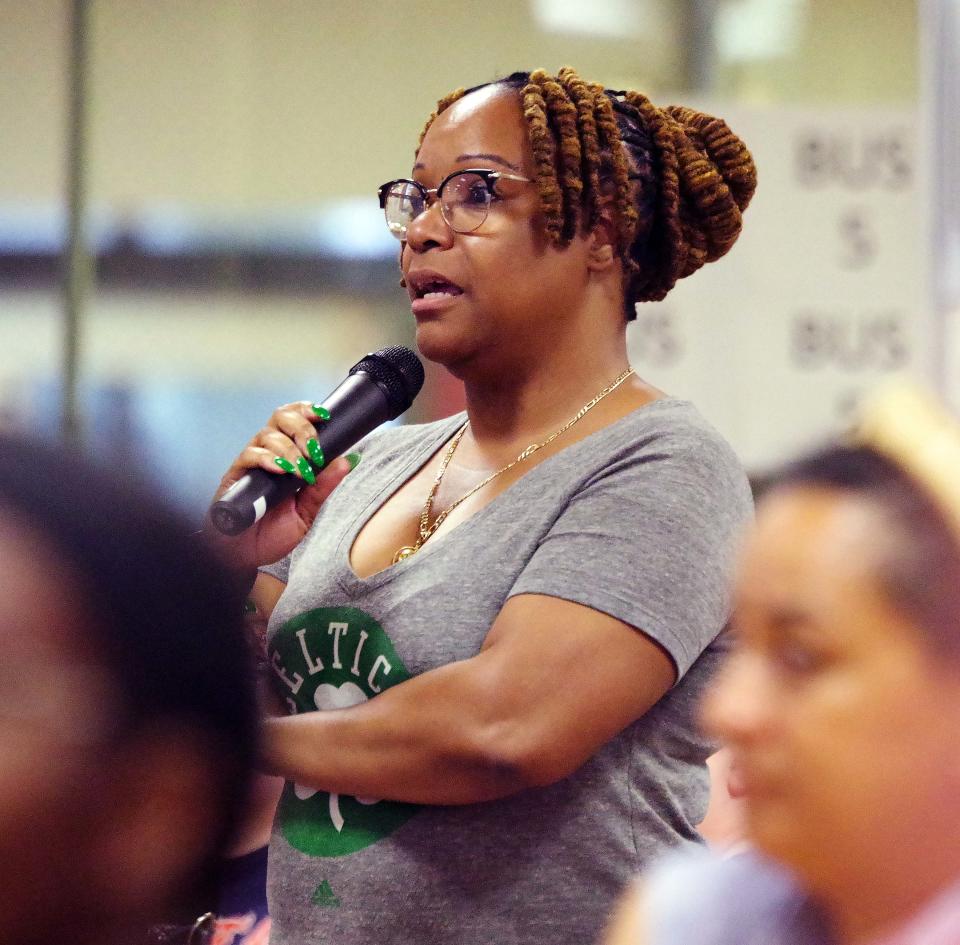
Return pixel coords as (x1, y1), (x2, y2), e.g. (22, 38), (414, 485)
(666, 107), (757, 208)
(629, 100), (757, 303)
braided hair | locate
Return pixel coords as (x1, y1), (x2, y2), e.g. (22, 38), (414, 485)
(416, 67), (757, 319)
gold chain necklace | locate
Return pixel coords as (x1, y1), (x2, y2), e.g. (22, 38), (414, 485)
(392, 367), (635, 564)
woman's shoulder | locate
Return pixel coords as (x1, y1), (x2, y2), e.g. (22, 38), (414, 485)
(643, 848), (824, 945)
(608, 396), (740, 461)
(586, 397), (751, 502)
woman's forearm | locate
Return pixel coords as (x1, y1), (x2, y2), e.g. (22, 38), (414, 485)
(259, 594), (675, 805)
(258, 656), (532, 805)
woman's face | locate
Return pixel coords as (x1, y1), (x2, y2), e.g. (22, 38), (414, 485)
(400, 84), (597, 376)
(703, 485), (960, 890)
(0, 519), (122, 943)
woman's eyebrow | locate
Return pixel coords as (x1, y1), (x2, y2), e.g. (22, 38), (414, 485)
(456, 152), (522, 171)
(411, 153), (523, 173)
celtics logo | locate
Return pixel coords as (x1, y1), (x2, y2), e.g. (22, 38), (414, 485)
(269, 606), (419, 857)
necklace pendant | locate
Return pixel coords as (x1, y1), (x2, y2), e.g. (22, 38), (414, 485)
(393, 545), (418, 564)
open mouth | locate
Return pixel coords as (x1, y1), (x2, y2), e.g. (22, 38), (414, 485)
(408, 273), (465, 300)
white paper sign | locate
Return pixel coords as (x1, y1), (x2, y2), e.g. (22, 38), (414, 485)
(628, 107), (932, 471)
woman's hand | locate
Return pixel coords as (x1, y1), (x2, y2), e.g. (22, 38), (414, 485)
(208, 401), (354, 571)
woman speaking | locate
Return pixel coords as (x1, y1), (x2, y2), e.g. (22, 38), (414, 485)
(211, 67), (757, 945)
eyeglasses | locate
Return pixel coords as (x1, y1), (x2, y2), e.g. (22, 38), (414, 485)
(378, 168), (532, 240)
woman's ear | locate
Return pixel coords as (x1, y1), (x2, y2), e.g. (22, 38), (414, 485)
(586, 202), (619, 273)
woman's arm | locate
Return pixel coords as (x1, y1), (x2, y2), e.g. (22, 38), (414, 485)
(248, 573), (286, 626)
(244, 573), (289, 717)
(260, 592), (676, 804)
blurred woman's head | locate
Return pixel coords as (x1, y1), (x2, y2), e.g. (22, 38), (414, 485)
(703, 441), (960, 905)
(0, 434), (257, 945)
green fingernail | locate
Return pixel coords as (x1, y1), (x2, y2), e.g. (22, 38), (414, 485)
(346, 452), (362, 471)
(274, 456), (296, 474)
(244, 599), (258, 614)
(306, 438), (326, 469)
(296, 455), (316, 485)
(311, 404), (331, 421)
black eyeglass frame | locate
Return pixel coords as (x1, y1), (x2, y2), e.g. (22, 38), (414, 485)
(377, 167), (532, 239)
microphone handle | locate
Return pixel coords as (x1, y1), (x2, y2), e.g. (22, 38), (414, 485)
(210, 373), (394, 536)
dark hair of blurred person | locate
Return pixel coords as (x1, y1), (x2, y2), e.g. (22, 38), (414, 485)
(602, 385), (960, 945)
(0, 433), (258, 945)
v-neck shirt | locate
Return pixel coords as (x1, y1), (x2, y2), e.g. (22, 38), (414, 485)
(262, 396), (752, 945)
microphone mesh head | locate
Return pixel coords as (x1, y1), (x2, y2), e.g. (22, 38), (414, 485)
(349, 346), (425, 416)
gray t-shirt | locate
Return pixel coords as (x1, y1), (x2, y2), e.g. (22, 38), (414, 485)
(263, 397), (752, 945)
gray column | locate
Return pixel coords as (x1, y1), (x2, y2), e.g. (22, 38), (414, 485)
(63, 0), (93, 442)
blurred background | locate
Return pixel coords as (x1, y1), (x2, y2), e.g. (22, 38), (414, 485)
(0, 0), (954, 514)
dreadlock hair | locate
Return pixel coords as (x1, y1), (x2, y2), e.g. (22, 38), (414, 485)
(416, 67), (757, 319)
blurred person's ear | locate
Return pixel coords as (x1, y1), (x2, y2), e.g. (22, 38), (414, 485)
(85, 722), (224, 922)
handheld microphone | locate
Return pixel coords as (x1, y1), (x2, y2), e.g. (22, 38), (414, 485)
(209, 345), (424, 536)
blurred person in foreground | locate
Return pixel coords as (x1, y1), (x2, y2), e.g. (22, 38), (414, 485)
(0, 433), (258, 945)
(602, 382), (960, 945)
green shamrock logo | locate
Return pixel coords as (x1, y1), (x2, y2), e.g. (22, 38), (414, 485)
(269, 607), (419, 857)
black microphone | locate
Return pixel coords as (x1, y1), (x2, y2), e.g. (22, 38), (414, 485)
(209, 345), (424, 536)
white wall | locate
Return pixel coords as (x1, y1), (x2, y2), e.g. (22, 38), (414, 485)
(0, 0), (930, 474)
(0, 0), (918, 209)
(0, 0), (685, 209)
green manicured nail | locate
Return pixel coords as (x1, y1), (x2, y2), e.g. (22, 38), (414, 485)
(311, 404), (331, 421)
(306, 438), (326, 469)
(296, 456), (316, 485)
(346, 452), (361, 471)
(244, 599), (258, 614)
(274, 456), (296, 474)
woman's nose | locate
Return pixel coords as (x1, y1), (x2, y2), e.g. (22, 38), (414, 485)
(404, 198), (454, 253)
(700, 651), (774, 747)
